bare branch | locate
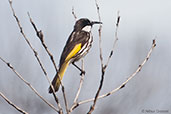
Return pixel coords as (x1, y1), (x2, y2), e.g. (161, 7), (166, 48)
(9, 0), (62, 113)
(69, 59), (85, 112)
(0, 57), (59, 113)
(73, 39), (156, 107)
(72, 7), (77, 21)
(87, 0), (103, 113)
(105, 11), (120, 68)
(87, 68), (105, 114)
(95, 0), (103, 67)
(88, 5), (121, 113)
(8, 0), (47, 79)
(8, 0), (62, 112)
(0, 92), (28, 114)
(88, 11), (121, 114)
(27, 13), (63, 113)
(27, 12), (58, 73)
(57, 75), (69, 114)
(73, 59), (85, 103)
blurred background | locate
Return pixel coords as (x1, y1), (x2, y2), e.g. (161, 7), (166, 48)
(0, 0), (171, 114)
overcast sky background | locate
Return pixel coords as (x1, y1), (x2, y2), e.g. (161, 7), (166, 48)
(0, 0), (171, 114)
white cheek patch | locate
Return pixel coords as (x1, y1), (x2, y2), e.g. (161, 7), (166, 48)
(82, 25), (92, 32)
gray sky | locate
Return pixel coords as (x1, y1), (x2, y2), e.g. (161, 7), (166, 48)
(0, 0), (171, 114)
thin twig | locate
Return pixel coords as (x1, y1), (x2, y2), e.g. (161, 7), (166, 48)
(27, 12), (58, 72)
(95, 0), (103, 67)
(55, 75), (68, 114)
(27, 13), (63, 113)
(105, 11), (120, 68)
(8, 0), (47, 83)
(73, 59), (85, 103)
(8, 0), (47, 77)
(69, 59), (85, 112)
(0, 92), (28, 114)
(87, 68), (105, 114)
(72, 39), (156, 107)
(86, 0), (102, 113)
(62, 88), (69, 114)
(87, 0), (104, 113)
(72, 7), (77, 21)
(0, 57), (59, 113)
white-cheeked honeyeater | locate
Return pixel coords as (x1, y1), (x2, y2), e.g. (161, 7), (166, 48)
(49, 18), (102, 93)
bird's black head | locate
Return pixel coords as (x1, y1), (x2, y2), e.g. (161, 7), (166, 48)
(74, 18), (102, 31)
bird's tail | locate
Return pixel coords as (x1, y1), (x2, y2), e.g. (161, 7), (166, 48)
(49, 61), (69, 93)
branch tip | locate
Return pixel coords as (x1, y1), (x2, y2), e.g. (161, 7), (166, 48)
(116, 16), (120, 27)
(109, 51), (113, 57)
(153, 39), (156, 47)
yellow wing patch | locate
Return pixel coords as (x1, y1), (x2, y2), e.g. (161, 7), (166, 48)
(65, 43), (82, 62)
(58, 43), (81, 83)
(54, 43), (82, 91)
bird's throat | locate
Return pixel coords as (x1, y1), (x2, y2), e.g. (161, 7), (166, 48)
(82, 25), (92, 32)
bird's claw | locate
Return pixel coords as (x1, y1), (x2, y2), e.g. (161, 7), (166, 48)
(80, 70), (85, 76)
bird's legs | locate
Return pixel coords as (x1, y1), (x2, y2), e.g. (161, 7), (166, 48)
(72, 62), (85, 75)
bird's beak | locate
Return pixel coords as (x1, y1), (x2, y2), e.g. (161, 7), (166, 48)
(91, 21), (102, 25)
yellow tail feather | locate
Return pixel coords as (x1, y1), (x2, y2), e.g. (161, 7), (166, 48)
(49, 43), (81, 93)
(55, 61), (69, 91)
(49, 61), (69, 93)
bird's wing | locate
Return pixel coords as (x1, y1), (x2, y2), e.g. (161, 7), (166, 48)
(59, 31), (90, 68)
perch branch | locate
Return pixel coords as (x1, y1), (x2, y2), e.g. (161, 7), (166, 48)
(69, 59), (85, 112)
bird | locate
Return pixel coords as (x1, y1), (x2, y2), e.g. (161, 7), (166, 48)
(49, 18), (102, 93)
